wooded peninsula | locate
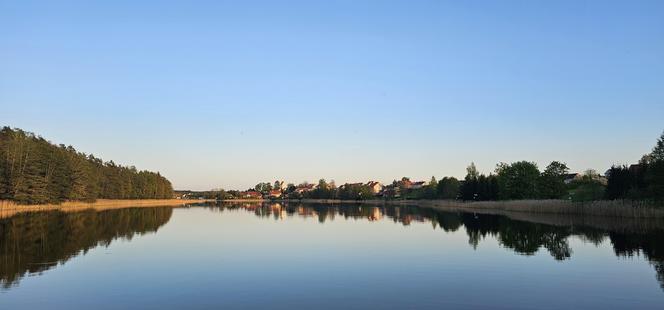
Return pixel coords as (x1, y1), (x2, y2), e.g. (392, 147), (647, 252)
(0, 127), (173, 205)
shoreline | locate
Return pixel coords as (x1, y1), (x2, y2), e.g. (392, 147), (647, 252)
(0, 199), (215, 219)
(221, 198), (664, 232)
(222, 198), (664, 219)
(302, 199), (664, 218)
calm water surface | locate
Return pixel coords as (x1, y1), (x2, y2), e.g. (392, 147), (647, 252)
(1, 202), (663, 309)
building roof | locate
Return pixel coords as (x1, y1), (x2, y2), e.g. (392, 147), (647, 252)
(340, 182), (364, 188)
(243, 191), (262, 197)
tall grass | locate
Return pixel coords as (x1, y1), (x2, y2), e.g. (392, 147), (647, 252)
(0, 199), (211, 219)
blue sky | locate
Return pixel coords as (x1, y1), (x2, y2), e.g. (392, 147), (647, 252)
(1, 0), (663, 190)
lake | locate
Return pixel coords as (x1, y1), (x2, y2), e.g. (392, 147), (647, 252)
(1, 202), (663, 309)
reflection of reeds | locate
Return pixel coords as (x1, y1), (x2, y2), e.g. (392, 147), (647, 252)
(294, 199), (664, 219)
(0, 199), (211, 219)
(382, 200), (664, 233)
(218, 200), (664, 233)
(418, 202), (664, 233)
(285, 199), (664, 231)
(416, 200), (664, 218)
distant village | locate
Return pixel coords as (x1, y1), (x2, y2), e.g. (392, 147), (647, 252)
(176, 179), (394, 200)
(174, 170), (608, 201)
(234, 179), (417, 200)
(176, 130), (664, 205)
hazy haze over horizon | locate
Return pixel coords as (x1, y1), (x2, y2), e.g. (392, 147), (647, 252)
(2, 0), (663, 191)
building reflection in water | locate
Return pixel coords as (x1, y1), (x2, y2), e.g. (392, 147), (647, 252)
(210, 201), (664, 290)
(1, 202), (662, 292)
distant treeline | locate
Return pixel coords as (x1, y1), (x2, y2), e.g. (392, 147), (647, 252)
(0, 127), (174, 204)
(240, 131), (664, 204)
(294, 162), (602, 202)
(404, 131), (662, 203)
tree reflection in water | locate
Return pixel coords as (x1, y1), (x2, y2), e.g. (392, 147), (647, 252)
(0, 207), (173, 289)
(212, 202), (664, 290)
(1, 202), (662, 292)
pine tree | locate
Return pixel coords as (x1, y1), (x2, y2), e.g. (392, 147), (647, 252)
(651, 131), (664, 162)
(0, 127), (174, 204)
(647, 131), (664, 201)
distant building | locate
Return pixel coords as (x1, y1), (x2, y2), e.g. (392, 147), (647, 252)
(368, 207), (383, 221)
(268, 190), (282, 199)
(563, 173), (581, 184)
(295, 183), (315, 194)
(338, 183), (364, 192)
(241, 191), (263, 199)
(410, 181), (427, 189)
(341, 182), (363, 187)
(564, 172), (608, 185)
(366, 181), (383, 194)
(400, 178), (413, 189)
(379, 185), (400, 198)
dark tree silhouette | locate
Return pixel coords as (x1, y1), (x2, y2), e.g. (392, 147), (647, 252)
(0, 127), (174, 204)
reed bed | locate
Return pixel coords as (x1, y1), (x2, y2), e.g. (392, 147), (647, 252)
(0, 199), (212, 219)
